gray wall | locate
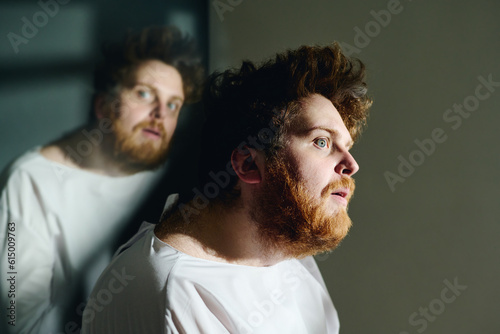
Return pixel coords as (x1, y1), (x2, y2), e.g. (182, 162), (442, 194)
(209, 1), (499, 333)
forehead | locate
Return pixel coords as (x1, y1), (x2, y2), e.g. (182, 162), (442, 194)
(132, 60), (184, 94)
(289, 94), (352, 143)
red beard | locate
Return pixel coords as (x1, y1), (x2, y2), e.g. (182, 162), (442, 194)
(111, 117), (171, 170)
(250, 153), (355, 259)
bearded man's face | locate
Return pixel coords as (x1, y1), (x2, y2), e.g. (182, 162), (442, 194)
(104, 60), (185, 170)
(250, 94), (359, 258)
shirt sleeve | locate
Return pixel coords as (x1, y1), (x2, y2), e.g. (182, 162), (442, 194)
(0, 169), (57, 333)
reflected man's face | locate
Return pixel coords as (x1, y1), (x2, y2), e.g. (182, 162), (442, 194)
(105, 59), (185, 168)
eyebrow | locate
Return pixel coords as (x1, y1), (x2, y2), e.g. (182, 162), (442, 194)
(306, 126), (354, 149)
(168, 96), (184, 103)
(135, 82), (185, 102)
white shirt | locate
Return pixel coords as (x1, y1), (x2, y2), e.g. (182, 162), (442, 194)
(0, 147), (163, 333)
(82, 222), (340, 334)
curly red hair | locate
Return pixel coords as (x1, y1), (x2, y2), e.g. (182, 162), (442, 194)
(197, 43), (372, 199)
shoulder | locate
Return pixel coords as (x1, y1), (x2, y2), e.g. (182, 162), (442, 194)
(0, 144), (83, 218)
(40, 144), (66, 164)
(40, 140), (84, 170)
(0, 148), (57, 235)
(105, 226), (184, 285)
(97, 227), (215, 303)
(83, 227), (185, 332)
(0, 144), (77, 189)
(0, 147), (47, 190)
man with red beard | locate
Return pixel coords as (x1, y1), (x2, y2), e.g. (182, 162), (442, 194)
(0, 26), (203, 334)
(82, 43), (371, 333)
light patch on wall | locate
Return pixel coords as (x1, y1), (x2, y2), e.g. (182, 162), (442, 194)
(0, 3), (95, 63)
(166, 10), (196, 38)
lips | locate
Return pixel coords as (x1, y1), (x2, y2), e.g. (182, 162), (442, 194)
(331, 188), (350, 206)
(142, 128), (162, 139)
(332, 188), (349, 198)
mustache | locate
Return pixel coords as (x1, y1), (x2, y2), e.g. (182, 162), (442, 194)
(321, 177), (356, 202)
(132, 120), (166, 137)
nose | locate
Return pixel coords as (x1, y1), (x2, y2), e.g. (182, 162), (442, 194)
(334, 151), (359, 176)
(150, 101), (167, 120)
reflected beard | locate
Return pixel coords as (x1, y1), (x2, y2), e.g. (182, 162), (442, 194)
(111, 118), (171, 170)
(250, 154), (355, 259)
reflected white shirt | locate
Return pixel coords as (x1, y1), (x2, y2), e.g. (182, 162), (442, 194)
(0, 147), (163, 333)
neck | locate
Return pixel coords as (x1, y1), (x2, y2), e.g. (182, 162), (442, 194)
(44, 125), (145, 177)
(156, 199), (287, 267)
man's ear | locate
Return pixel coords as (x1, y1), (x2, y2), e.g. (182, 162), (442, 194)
(230, 146), (263, 184)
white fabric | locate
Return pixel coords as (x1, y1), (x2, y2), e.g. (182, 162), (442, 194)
(0, 147), (163, 333)
(82, 222), (340, 334)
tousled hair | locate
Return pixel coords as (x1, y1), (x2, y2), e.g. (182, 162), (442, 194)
(198, 42), (372, 201)
(92, 26), (204, 109)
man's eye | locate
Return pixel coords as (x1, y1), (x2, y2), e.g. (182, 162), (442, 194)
(138, 90), (152, 99)
(315, 138), (329, 148)
(167, 102), (180, 111)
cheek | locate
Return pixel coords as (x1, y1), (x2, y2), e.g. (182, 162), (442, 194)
(298, 161), (331, 193)
(285, 145), (331, 193)
(119, 103), (149, 124)
(163, 116), (179, 133)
